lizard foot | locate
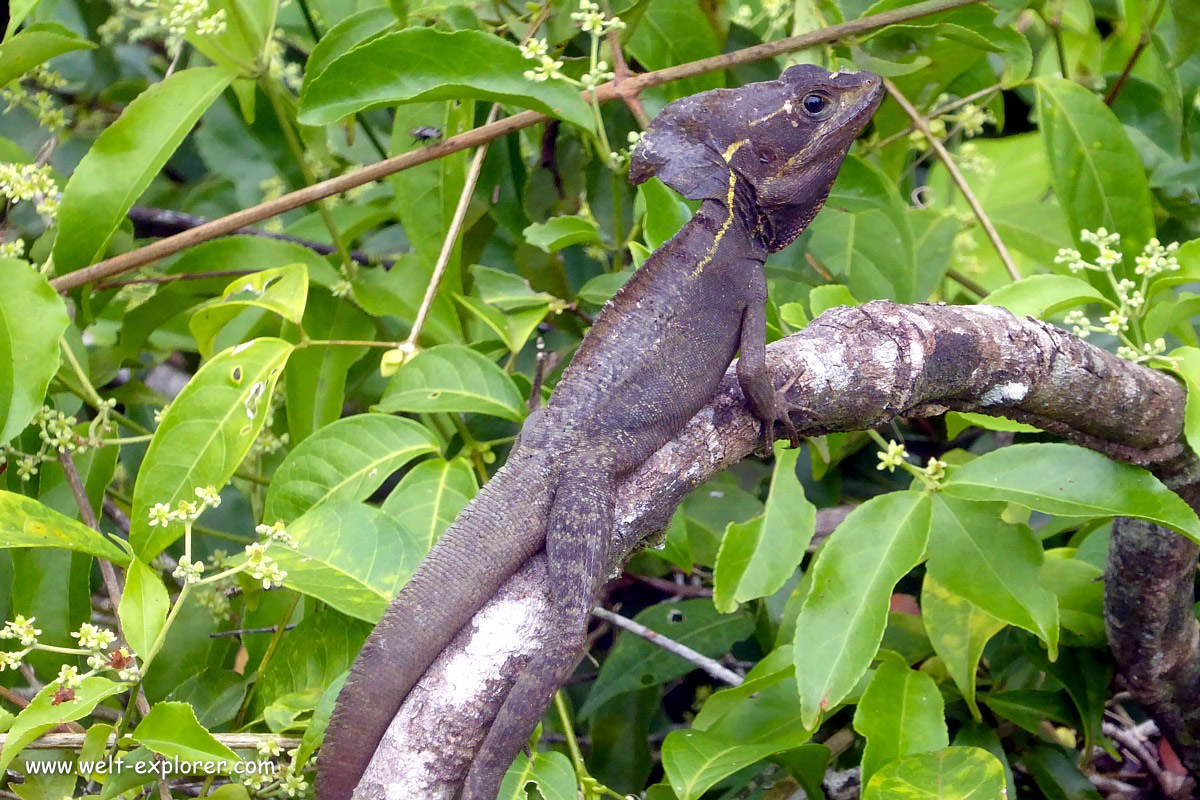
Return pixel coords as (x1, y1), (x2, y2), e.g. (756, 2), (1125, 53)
(756, 373), (808, 454)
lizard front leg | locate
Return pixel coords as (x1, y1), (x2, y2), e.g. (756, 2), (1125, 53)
(736, 266), (802, 451)
(461, 466), (614, 800)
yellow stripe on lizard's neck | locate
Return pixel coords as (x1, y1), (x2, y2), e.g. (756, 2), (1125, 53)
(690, 140), (749, 278)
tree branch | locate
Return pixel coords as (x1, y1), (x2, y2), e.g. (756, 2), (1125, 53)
(347, 302), (1200, 797)
(48, 0), (981, 293)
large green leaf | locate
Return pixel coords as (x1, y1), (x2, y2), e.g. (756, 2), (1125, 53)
(1036, 77), (1156, 270)
(853, 654), (948, 786)
(863, 747), (1007, 800)
(926, 497), (1058, 657)
(982, 274), (1110, 319)
(0, 23), (94, 87)
(793, 491), (932, 728)
(131, 702), (239, 766)
(130, 338), (293, 559)
(302, 6), (397, 86)
(189, 263), (308, 358)
(251, 608), (370, 718)
(374, 344), (525, 421)
(580, 599), (754, 718)
(54, 67), (235, 275)
(713, 444), (815, 612)
(523, 216), (601, 253)
(264, 414), (439, 523)
(118, 557), (169, 658)
(0, 491), (128, 564)
(0, 678), (125, 774)
(0, 263), (69, 443)
(381, 457), (478, 553)
(297, 28), (592, 129)
(625, 0), (721, 101)
(921, 574), (1005, 721)
(660, 729), (779, 800)
(941, 443), (1200, 542)
(267, 501), (424, 622)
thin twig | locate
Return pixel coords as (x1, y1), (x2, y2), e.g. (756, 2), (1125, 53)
(405, 103), (502, 348)
(885, 78), (1019, 281)
(1103, 720), (1177, 797)
(59, 452), (151, 721)
(875, 82), (1003, 149)
(0, 732), (301, 750)
(124, 206), (391, 268)
(404, 7), (550, 347)
(209, 624), (297, 638)
(1104, 0), (1167, 106)
(591, 606), (743, 686)
(48, 0), (981, 293)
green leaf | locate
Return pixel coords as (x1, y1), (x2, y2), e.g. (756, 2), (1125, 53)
(0, 23), (94, 87)
(130, 338), (293, 559)
(926, 496), (1059, 657)
(921, 574), (1005, 721)
(1036, 77), (1156, 270)
(528, 751), (577, 800)
(523, 215), (601, 253)
(941, 443), (1200, 543)
(264, 414), (439, 524)
(794, 491), (932, 728)
(131, 702), (240, 766)
(0, 678), (125, 775)
(189, 264), (309, 358)
(165, 669), (248, 729)
(53, 67), (235, 275)
(5, 0), (45, 39)
(251, 608), (370, 718)
(0, 262), (69, 443)
(381, 457), (478, 553)
(118, 557), (169, 658)
(266, 501), (424, 622)
(0, 491), (128, 564)
(298, 29), (592, 129)
(284, 291), (374, 444)
(853, 654), (949, 786)
(944, 412), (1040, 438)
(639, 177), (692, 250)
(692, 661), (812, 749)
(581, 599), (754, 718)
(374, 344), (525, 421)
(625, 0), (721, 101)
(1022, 745), (1103, 800)
(863, 747), (1007, 800)
(302, 7), (397, 86)
(1170, 347), (1200, 459)
(982, 274), (1111, 318)
(984, 689), (1077, 735)
(809, 284), (859, 318)
(713, 444), (815, 612)
(660, 729), (779, 800)
(351, 255), (462, 346)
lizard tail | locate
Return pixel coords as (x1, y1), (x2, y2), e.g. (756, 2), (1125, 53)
(461, 467), (615, 800)
(315, 458), (552, 800)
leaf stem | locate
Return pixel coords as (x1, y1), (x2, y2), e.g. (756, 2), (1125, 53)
(884, 78), (1019, 282)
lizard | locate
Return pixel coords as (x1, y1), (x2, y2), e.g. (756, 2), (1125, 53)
(316, 64), (884, 800)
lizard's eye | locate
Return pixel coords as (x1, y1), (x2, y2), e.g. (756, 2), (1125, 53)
(801, 92), (832, 118)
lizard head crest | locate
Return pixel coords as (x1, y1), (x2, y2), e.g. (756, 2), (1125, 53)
(629, 65), (884, 251)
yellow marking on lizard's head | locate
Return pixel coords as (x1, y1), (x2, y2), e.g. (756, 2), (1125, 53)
(628, 65), (883, 251)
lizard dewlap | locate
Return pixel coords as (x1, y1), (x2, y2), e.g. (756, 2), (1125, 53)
(316, 65), (883, 800)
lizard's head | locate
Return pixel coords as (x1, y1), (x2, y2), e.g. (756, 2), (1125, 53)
(629, 65), (884, 251)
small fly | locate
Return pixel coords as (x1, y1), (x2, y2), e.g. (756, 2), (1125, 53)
(410, 126), (443, 145)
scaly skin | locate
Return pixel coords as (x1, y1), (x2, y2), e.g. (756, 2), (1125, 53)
(316, 65), (883, 800)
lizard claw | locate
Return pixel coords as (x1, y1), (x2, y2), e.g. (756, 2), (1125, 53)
(757, 391), (806, 455)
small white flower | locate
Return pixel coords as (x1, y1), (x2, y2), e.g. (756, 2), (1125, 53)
(876, 440), (908, 472)
(56, 665), (83, 689)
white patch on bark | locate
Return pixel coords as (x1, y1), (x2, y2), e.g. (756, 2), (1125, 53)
(979, 381), (1029, 406)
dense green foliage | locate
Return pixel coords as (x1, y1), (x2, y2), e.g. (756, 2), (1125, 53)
(1, 0), (1199, 797)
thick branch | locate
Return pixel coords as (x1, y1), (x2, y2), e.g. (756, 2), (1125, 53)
(49, 0), (980, 292)
(350, 302), (1200, 797)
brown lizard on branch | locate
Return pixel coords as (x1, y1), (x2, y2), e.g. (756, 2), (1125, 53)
(316, 64), (883, 800)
